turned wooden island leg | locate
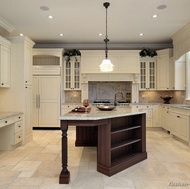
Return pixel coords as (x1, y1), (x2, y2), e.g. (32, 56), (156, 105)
(59, 121), (70, 184)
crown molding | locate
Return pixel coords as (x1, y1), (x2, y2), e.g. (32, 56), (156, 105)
(0, 16), (15, 32)
(34, 43), (172, 50)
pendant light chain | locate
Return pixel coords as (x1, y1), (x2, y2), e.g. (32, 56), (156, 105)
(99, 2), (114, 72)
(104, 2), (110, 59)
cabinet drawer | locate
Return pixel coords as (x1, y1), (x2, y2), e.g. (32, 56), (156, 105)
(0, 117), (14, 128)
(13, 131), (23, 145)
(15, 121), (23, 133)
(142, 105), (152, 109)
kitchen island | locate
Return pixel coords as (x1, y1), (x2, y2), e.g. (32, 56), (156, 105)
(59, 107), (147, 184)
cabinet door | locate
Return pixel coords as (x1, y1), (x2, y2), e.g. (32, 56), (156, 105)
(174, 60), (185, 90)
(64, 57), (80, 90)
(38, 76), (60, 127)
(73, 60), (80, 89)
(161, 109), (170, 131)
(170, 112), (189, 142)
(24, 45), (33, 85)
(157, 49), (172, 90)
(65, 60), (72, 89)
(0, 45), (10, 87)
(25, 85), (33, 139)
(170, 112), (180, 137)
(140, 60), (156, 90)
(32, 76), (39, 127)
(178, 115), (189, 142)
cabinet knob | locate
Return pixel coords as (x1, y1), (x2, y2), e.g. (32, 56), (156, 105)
(5, 120), (7, 123)
(19, 125), (21, 128)
(25, 81), (27, 83)
(18, 117), (21, 119)
(25, 86), (27, 88)
(1, 83), (4, 85)
(19, 136), (21, 138)
(177, 116), (180, 118)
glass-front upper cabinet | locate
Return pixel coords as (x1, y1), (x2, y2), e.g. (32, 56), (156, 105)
(64, 56), (80, 90)
(140, 57), (156, 90)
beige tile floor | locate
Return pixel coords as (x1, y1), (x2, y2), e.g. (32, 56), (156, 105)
(1, 128), (190, 189)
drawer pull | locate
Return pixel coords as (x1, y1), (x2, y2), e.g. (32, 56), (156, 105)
(18, 125), (21, 128)
(177, 116), (180, 118)
(18, 117), (21, 119)
(18, 136), (21, 138)
(5, 121), (7, 123)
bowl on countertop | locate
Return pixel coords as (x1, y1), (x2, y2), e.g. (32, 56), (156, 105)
(97, 105), (116, 111)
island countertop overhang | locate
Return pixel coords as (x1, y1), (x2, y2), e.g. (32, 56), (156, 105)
(60, 107), (146, 121)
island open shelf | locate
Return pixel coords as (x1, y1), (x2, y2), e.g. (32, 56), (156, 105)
(59, 108), (147, 184)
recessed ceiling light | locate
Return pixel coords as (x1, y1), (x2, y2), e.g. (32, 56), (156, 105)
(139, 33), (143, 36)
(40, 6), (49, 11)
(152, 14), (158, 18)
(99, 33), (103, 36)
(60, 34), (63, 37)
(157, 4), (167, 10)
(48, 15), (53, 19)
(20, 33), (23, 36)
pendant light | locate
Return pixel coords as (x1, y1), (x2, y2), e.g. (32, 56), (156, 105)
(99, 2), (114, 72)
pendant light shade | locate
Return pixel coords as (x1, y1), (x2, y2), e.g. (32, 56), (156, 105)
(100, 59), (114, 72)
(99, 2), (114, 72)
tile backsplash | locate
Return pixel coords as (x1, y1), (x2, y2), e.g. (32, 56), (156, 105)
(63, 86), (186, 105)
(139, 90), (186, 104)
(88, 81), (132, 103)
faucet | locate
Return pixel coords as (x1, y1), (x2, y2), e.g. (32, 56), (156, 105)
(114, 91), (124, 106)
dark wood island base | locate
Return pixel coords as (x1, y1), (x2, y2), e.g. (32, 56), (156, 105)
(59, 112), (147, 184)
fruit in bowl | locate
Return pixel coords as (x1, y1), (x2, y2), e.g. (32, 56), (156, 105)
(160, 96), (173, 104)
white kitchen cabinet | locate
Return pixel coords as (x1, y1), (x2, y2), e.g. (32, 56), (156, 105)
(24, 44), (33, 85)
(64, 56), (80, 90)
(80, 50), (140, 74)
(157, 49), (173, 90)
(170, 112), (189, 142)
(25, 84), (33, 137)
(160, 105), (171, 131)
(174, 55), (186, 90)
(2, 36), (35, 144)
(140, 57), (156, 90)
(33, 76), (60, 128)
(0, 36), (11, 88)
(0, 113), (23, 150)
(141, 105), (153, 127)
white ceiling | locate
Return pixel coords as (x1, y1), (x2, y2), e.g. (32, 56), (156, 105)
(0, 0), (190, 49)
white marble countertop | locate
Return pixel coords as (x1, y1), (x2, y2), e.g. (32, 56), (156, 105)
(0, 112), (23, 120)
(60, 106), (145, 121)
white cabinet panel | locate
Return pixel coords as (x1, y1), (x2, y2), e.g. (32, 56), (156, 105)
(170, 112), (189, 142)
(0, 40), (11, 87)
(39, 102), (60, 127)
(174, 55), (186, 90)
(32, 76), (60, 128)
(80, 50), (140, 74)
(157, 49), (173, 90)
(119, 54), (140, 73)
